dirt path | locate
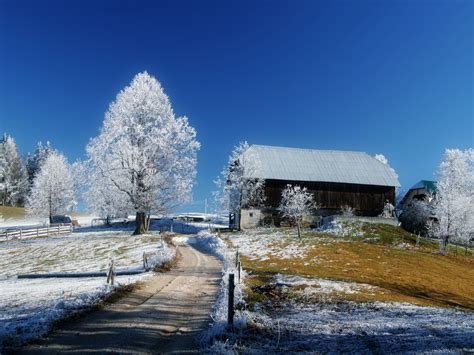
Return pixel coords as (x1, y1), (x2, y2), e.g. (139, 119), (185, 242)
(18, 240), (222, 354)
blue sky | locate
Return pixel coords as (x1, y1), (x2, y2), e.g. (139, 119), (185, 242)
(0, 0), (472, 212)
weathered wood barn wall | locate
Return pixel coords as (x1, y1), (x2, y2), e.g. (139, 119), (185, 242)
(239, 145), (400, 229)
(264, 179), (396, 216)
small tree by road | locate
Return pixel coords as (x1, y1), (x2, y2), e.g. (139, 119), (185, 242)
(279, 184), (318, 238)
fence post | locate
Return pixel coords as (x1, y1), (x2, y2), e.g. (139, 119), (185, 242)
(235, 250), (240, 268)
(228, 273), (235, 328)
(57, 225), (60, 236)
(20, 228), (22, 239)
(36, 228), (39, 238)
(5, 230), (8, 240)
(107, 260), (115, 285)
(237, 261), (241, 283)
(143, 252), (148, 270)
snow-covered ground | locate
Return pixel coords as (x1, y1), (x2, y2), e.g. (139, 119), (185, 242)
(220, 228), (474, 353)
(230, 228), (318, 261)
(0, 228), (175, 350)
(0, 214), (99, 229)
(241, 300), (474, 353)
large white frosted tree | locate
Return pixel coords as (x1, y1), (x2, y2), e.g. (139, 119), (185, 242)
(279, 184), (318, 238)
(26, 151), (76, 223)
(86, 71), (199, 235)
(432, 148), (474, 254)
(214, 142), (265, 229)
(82, 159), (132, 222)
(0, 134), (28, 206)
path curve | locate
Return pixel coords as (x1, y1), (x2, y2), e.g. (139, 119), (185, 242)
(18, 239), (222, 354)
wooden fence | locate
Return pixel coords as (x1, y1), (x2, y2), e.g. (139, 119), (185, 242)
(0, 224), (72, 241)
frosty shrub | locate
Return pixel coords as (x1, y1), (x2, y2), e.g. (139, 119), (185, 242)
(340, 205), (355, 217)
(279, 184), (318, 238)
(379, 201), (395, 218)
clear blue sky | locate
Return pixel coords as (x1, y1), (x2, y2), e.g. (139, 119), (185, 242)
(1, 0), (472, 212)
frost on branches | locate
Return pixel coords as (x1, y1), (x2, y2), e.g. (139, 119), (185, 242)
(432, 149), (474, 254)
(379, 201), (395, 218)
(86, 72), (200, 235)
(279, 184), (318, 238)
(213, 142), (265, 229)
(25, 141), (55, 190)
(340, 205), (355, 217)
(26, 152), (76, 223)
(399, 197), (434, 236)
(0, 134), (28, 207)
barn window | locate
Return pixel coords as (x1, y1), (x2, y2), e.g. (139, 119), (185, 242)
(249, 212), (254, 217)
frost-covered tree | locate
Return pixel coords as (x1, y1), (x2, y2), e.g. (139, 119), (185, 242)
(279, 184), (318, 238)
(432, 149), (474, 254)
(26, 151), (76, 223)
(379, 201), (395, 218)
(399, 196), (434, 235)
(214, 142), (265, 229)
(82, 160), (132, 223)
(0, 134), (28, 206)
(25, 141), (55, 188)
(86, 71), (200, 235)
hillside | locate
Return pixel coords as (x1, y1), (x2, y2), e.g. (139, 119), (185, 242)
(227, 222), (474, 309)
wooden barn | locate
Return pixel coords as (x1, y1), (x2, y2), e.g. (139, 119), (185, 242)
(238, 145), (400, 229)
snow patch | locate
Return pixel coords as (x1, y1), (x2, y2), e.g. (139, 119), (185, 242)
(275, 274), (376, 295)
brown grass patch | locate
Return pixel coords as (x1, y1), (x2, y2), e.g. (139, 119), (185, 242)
(153, 247), (181, 272)
(236, 224), (474, 310)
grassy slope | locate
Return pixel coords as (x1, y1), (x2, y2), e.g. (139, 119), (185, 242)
(235, 223), (474, 310)
(0, 206), (27, 219)
(0, 206), (89, 221)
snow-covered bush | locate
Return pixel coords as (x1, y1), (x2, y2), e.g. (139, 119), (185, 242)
(379, 201), (395, 218)
(340, 205), (355, 217)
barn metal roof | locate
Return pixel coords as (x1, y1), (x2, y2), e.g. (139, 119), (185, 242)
(242, 145), (400, 187)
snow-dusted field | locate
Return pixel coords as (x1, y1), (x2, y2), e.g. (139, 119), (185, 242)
(0, 229), (174, 350)
(219, 228), (474, 353)
(241, 301), (474, 353)
(230, 228), (316, 261)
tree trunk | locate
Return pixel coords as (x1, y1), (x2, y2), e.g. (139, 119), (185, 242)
(134, 211), (149, 235)
(297, 222), (301, 239)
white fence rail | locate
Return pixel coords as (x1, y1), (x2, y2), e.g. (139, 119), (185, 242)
(0, 224), (72, 241)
